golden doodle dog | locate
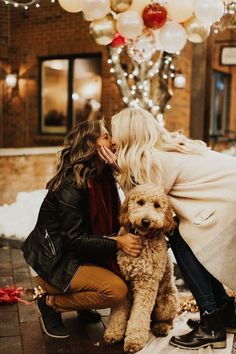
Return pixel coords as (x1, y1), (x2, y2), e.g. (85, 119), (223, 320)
(104, 184), (179, 353)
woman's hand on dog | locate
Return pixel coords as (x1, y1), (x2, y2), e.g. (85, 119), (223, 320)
(113, 234), (143, 257)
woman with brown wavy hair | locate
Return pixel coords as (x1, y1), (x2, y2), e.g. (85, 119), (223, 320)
(22, 119), (142, 339)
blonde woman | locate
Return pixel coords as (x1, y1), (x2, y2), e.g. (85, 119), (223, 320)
(100, 107), (236, 350)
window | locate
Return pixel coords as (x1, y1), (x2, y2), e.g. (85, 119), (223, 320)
(39, 54), (102, 134)
(210, 70), (231, 136)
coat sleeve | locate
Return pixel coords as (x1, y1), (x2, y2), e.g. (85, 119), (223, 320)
(54, 181), (118, 258)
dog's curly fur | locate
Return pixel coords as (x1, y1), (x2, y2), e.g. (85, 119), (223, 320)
(104, 184), (179, 353)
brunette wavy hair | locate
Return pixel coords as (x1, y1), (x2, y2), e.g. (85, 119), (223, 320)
(47, 119), (104, 191)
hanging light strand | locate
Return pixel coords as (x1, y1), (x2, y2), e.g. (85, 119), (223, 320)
(1, 0), (55, 9)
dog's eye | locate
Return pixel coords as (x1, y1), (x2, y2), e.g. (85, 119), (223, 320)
(154, 202), (160, 208)
(137, 199), (145, 206)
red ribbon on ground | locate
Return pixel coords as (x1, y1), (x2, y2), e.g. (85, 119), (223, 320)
(0, 286), (30, 305)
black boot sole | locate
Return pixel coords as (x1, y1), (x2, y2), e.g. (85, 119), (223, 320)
(169, 339), (226, 350)
(39, 316), (70, 339)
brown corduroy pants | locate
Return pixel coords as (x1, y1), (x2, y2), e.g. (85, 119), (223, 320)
(35, 264), (127, 312)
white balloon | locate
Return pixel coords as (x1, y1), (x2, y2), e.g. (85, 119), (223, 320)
(194, 0), (224, 24)
(58, 0), (83, 13)
(82, 0), (110, 20)
(167, 0), (194, 23)
(159, 21), (187, 54)
(117, 10), (144, 39)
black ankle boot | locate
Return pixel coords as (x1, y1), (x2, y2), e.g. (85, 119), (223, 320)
(78, 309), (101, 323)
(223, 296), (236, 333)
(170, 309), (226, 350)
(38, 295), (70, 338)
(187, 297), (236, 333)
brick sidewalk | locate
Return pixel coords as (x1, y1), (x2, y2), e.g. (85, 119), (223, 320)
(0, 244), (125, 354)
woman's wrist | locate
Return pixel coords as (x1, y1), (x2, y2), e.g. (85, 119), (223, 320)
(105, 235), (121, 249)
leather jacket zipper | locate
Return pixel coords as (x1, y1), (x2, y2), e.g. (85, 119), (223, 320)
(44, 229), (56, 256)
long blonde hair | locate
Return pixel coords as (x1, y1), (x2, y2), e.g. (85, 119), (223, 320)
(111, 107), (209, 191)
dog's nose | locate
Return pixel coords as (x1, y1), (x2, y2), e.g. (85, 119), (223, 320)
(141, 218), (150, 227)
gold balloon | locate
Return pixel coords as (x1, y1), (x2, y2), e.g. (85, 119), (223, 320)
(89, 15), (116, 46)
(129, 0), (150, 14)
(111, 0), (133, 13)
(184, 16), (211, 43)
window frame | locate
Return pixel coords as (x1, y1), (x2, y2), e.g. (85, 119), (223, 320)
(209, 69), (231, 137)
(38, 53), (102, 135)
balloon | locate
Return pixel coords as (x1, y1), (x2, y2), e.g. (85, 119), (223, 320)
(117, 10), (144, 39)
(110, 32), (127, 47)
(111, 0), (133, 13)
(142, 3), (167, 29)
(129, 0), (150, 15)
(194, 0), (224, 24)
(89, 15), (116, 45)
(159, 21), (187, 54)
(127, 31), (156, 63)
(167, 0), (194, 23)
(82, 0), (110, 21)
(58, 0), (83, 13)
(184, 16), (210, 43)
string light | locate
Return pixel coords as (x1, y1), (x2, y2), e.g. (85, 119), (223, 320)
(107, 45), (177, 121)
(1, 0), (55, 9)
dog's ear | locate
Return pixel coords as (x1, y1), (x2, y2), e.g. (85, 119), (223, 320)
(163, 206), (176, 233)
(119, 198), (131, 229)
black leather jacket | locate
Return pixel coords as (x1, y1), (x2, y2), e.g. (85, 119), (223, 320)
(22, 177), (117, 292)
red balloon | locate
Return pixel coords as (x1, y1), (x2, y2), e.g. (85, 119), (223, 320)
(110, 32), (126, 48)
(142, 3), (167, 29)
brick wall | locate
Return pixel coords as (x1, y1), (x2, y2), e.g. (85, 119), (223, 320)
(0, 1), (191, 147)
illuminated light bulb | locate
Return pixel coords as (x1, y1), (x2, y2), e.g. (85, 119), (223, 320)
(107, 59), (112, 64)
(112, 55), (118, 61)
(110, 68), (115, 73)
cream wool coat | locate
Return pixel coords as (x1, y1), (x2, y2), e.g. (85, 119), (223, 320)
(157, 149), (236, 291)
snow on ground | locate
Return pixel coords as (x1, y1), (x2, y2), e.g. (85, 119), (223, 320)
(0, 189), (47, 240)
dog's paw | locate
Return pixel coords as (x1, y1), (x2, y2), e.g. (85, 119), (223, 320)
(124, 332), (149, 353)
(104, 328), (125, 344)
(152, 322), (172, 337)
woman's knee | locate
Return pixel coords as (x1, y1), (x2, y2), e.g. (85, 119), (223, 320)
(108, 277), (128, 305)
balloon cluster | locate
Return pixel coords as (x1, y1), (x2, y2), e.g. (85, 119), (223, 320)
(58, 0), (225, 60)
